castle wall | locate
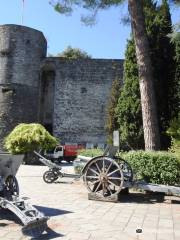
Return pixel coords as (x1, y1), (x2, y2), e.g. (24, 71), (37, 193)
(43, 58), (123, 147)
(0, 24), (124, 150)
(0, 25), (47, 149)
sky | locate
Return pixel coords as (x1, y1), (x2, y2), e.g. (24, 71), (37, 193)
(0, 0), (179, 59)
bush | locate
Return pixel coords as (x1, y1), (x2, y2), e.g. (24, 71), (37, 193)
(167, 114), (180, 159)
(4, 123), (58, 154)
(77, 148), (180, 186)
(118, 151), (180, 185)
(78, 148), (104, 157)
(169, 139), (180, 159)
(73, 161), (85, 174)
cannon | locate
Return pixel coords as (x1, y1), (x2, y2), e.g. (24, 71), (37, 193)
(34, 146), (180, 202)
(0, 153), (48, 237)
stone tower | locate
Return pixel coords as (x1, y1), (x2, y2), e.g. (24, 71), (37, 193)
(0, 24), (47, 149)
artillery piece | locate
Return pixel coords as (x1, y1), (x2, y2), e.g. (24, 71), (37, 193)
(34, 146), (180, 202)
(0, 153), (48, 237)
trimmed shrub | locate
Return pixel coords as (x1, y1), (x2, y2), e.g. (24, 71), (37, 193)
(78, 148), (104, 157)
(119, 151), (180, 185)
(4, 123), (58, 154)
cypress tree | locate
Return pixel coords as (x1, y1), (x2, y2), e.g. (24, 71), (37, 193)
(106, 78), (121, 144)
(174, 35), (180, 115)
(151, 0), (177, 148)
(116, 0), (176, 149)
(116, 38), (144, 150)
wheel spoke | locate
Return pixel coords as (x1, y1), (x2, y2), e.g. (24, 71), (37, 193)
(108, 177), (122, 180)
(88, 180), (100, 188)
(102, 183), (106, 196)
(91, 180), (100, 185)
(94, 181), (102, 192)
(107, 168), (120, 177)
(86, 175), (99, 179)
(108, 179), (120, 188)
(105, 161), (113, 174)
(95, 162), (101, 173)
(102, 159), (105, 173)
(107, 185), (113, 195)
(89, 167), (99, 176)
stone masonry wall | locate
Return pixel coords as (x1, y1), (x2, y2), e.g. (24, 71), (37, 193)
(0, 24), (124, 150)
(0, 25), (47, 149)
(43, 58), (124, 146)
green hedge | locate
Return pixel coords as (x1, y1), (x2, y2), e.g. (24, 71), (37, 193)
(78, 148), (104, 157)
(119, 151), (180, 185)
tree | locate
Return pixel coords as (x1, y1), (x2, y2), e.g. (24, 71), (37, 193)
(116, 38), (144, 149)
(49, 46), (91, 59)
(169, 2), (180, 110)
(116, 0), (178, 150)
(50, 0), (173, 150)
(106, 78), (121, 144)
(151, 0), (178, 148)
(128, 0), (161, 150)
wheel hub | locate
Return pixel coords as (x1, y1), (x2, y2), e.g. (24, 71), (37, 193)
(99, 173), (108, 183)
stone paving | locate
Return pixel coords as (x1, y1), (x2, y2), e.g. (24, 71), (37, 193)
(0, 164), (180, 240)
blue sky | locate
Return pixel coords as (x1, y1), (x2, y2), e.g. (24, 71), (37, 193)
(0, 0), (179, 59)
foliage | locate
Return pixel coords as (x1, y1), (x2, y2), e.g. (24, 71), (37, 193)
(4, 123), (58, 154)
(116, 38), (144, 150)
(119, 151), (180, 185)
(169, 23), (180, 43)
(169, 139), (180, 158)
(78, 148), (104, 157)
(56, 46), (91, 59)
(167, 114), (180, 139)
(50, 0), (125, 25)
(116, 0), (177, 150)
(151, 0), (178, 148)
(106, 78), (121, 144)
(174, 35), (180, 111)
(73, 161), (85, 174)
(167, 114), (180, 157)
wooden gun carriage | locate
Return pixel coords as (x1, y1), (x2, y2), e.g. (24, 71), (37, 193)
(34, 146), (180, 202)
(0, 153), (48, 237)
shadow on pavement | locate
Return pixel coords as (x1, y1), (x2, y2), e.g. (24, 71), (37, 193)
(35, 205), (73, 217)
(30, 206), (73, 239)
(0, 205), (72, 224)
(118, 192), (180, 204)
(0, 209), (22, 224)
(31, 227), (64, 240)
(0, 206), (71, 239)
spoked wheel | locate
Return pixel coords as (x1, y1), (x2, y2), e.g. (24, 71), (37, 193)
(43, 170), (57, 183)
(83, 157), (124, 198)
(5, 175), (19, 196)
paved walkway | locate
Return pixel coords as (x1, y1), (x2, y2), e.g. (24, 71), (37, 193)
(0, 165), (180, 240)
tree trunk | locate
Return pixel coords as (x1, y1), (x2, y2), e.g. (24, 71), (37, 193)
(128, 0), (161, 150)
